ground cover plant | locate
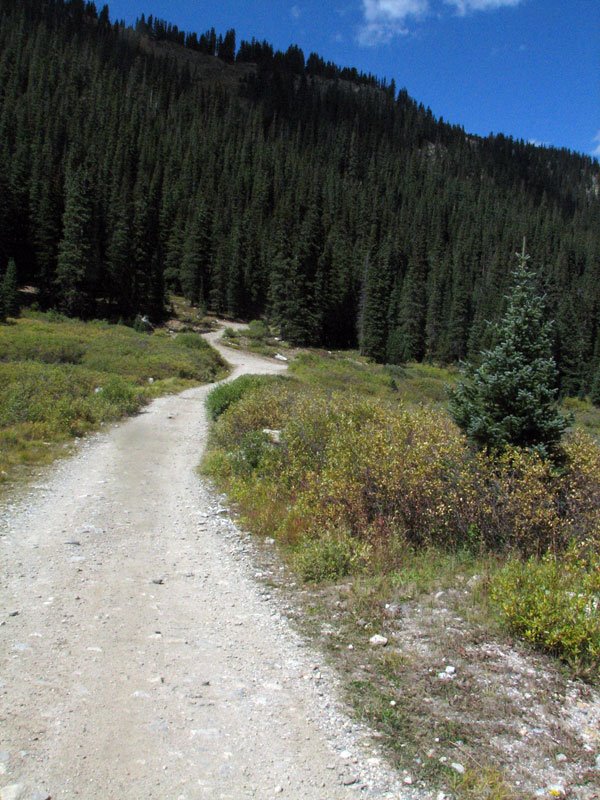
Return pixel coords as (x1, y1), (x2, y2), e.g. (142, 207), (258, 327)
(203, 354), (600, 799)
(0, 312), (226, 483)
(221, 320), (290, 358)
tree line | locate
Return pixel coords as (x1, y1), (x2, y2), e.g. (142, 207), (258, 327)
(1, 0), (599, 395)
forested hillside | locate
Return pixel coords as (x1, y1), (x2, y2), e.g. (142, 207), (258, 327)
(1, 0), (599, 392)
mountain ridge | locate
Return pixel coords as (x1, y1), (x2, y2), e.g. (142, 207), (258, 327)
(1, 0), (599, 394)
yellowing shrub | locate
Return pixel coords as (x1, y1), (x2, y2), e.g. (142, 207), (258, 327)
(206, 379), (600, 560)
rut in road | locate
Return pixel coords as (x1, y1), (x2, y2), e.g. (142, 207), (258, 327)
(0, 327), (412, 800)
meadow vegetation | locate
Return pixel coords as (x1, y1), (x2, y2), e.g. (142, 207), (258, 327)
(204, 350), (600, 796)
(221, 320), (290, 358)
(0, 312), (226, 483)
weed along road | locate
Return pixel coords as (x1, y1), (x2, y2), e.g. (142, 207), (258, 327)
(0, 327), (409, 800)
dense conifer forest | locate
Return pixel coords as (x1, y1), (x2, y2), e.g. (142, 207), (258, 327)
(1, 0), (599, 392)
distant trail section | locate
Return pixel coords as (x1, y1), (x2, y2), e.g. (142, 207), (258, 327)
(0, 325), (410, 800)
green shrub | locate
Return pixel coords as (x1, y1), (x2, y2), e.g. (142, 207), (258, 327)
(246, 319), (269, 340)
(177, 332), (207, 350)
(293, 532), (369, 583)
(231, 430), (272, 474)
(206, 375), (277, 420)
(98, 376), (139, 414)
(490, 545), (600, 672)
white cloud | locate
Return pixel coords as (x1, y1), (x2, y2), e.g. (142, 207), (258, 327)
(290, 4), (301, 19)
(445, 0), (523, 15)
(592, 131), (600, 158)
(358, 0), (429, 44)
(357, 0), (525, 45)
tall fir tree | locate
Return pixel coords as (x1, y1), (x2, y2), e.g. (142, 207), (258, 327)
(0, 258), (19, 319)
(450, 243), (569, 461)
(55, 166), (95, 317)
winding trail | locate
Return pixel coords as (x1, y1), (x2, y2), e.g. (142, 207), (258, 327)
(0, 327), (407, 800)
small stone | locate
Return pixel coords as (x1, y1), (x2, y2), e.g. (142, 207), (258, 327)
(8, 612), (19, 618)
(65, 540), (81, 546)
(151, 578), (164, 585)
(274, 787), (283, 795)
(555, 753), (567, 763)
(445, 665), (456, 675)
(340, 750), (352, 760)
(403, 776), (413, 785)
(451, 762), (465, 775)
(342, 775), (359, 786)
(369, 634), (388, 647)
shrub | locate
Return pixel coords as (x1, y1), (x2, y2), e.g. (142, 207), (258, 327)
(206, 374), (285, 421)
(246, 319), (270, 340)
(293, 531), (369, 583)
(490, 545), (600, 672)
(177, 332), (207, 350)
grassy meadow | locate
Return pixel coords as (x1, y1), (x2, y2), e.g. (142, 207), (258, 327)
(203, 334), (600, 800)
(0, 311), (226, 484)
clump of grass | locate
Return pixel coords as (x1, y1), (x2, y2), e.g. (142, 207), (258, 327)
(0, 313), (226, 482)
(454, 767), (517, 800)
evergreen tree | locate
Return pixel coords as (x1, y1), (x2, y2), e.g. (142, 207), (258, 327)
(590, 365), (600, 408)
(0, 258), (20, 319)
(360, 242), (392, 362)
(449, 243), (569, 461)
(55, 166), (95, 317)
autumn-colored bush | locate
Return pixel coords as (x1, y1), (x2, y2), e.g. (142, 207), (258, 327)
(206, 381), (600, 559)
(204, 377), (600, 668)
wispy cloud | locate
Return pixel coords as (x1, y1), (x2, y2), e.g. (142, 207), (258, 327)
(592, 131), (600, 158)
(357, 0), (525, 45)
(290, 4), (301, 20)
(358, 0), (429, 45)
(445, 0), (523, 15)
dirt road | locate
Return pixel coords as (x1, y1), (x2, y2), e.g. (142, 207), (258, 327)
(0, 328), (408, 800)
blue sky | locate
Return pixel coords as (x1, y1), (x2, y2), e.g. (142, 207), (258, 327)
(106, 0), (599, 159)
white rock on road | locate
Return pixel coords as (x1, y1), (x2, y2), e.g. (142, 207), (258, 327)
(0, 325), (416, 800)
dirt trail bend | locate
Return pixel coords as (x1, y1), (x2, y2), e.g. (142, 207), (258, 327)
(0, 327), (409, 800)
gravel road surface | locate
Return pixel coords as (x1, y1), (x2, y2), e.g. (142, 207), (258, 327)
(0, 328), (411, 800)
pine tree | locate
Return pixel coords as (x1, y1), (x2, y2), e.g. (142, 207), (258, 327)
(590, 365), (600, 408)
(0, 258), (20, 319)
(55, 166), (95, 317)
(449, 243), (569, 461)
(359, 242), (392, 362)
